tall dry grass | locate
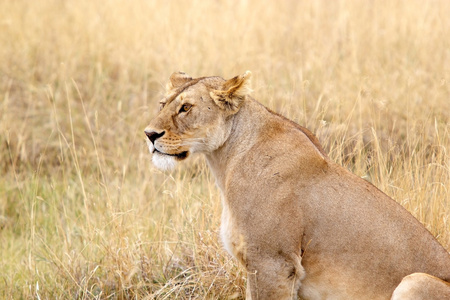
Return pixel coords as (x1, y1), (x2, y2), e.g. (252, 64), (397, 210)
(0, 0), (449, 298)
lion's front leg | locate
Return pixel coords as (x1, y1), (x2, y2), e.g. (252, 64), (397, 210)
(244, 252), (305, 300)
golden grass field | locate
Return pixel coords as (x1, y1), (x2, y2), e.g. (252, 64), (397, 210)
(1, 0), (449, 298)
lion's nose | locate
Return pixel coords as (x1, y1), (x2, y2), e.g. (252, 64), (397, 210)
(145, 130), (165, 144)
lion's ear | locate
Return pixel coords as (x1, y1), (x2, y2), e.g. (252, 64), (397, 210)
(210, 71), (252, 114)
(166, 71), (193, 91)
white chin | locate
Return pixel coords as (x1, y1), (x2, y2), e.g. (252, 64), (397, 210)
(152, 152), (177, 171)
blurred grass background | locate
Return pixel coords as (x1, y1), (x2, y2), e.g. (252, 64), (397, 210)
(0, 0), (449, 298)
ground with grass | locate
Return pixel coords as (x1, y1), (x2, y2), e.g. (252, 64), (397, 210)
(0, 0), (449, 299)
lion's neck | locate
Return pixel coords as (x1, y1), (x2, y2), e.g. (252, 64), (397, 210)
(205, 98), (269, 192)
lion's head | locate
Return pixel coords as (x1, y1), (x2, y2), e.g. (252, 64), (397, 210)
(144, 71), (252, 170)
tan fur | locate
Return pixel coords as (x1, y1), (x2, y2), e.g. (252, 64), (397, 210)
(145, 72), (450, 299)
(391, 273), (450, 300)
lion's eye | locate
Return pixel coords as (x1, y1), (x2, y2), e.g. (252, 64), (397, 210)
(179, 103), (192, 113)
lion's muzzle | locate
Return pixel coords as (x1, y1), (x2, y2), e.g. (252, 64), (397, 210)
(145, 130), (165, 144)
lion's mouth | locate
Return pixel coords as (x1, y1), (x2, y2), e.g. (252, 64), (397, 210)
(153, 148), (189, 160)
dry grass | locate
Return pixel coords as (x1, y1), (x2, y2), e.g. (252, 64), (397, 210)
(0, 0), (449, 298)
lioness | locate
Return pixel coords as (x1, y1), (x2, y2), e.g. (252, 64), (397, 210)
(144, 71), (450, 299)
